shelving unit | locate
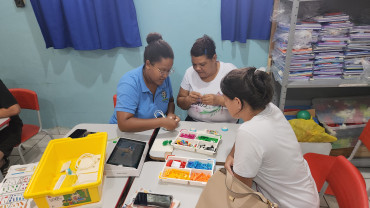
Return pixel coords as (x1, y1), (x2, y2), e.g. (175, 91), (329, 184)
(269, 0), (370, 110)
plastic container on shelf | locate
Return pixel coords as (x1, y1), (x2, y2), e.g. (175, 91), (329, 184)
(312, 96), (370, 125)
(159, 156), (215, 186)
(324, 123), (366, 149)
(313, 96), (369, 149)
(23, 132), (107, 208)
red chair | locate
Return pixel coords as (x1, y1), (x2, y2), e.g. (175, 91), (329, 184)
(304, 153), (368, 208)
(348, 121), (370, 160)
(9, 88), (53, 164)
(113, 94), (117, 108)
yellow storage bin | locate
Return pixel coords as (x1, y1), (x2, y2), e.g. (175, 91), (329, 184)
(24, 132), (107, 208)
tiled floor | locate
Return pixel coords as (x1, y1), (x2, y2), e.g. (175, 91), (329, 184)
(5, 128), (370, 207)
(7, 127), (70, 166)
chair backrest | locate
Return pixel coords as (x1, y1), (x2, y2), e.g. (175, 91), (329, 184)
(113, 94), (117, 108)
(9, 88), (39, 111)
(304, 153), (336, 191)
(359, 121), (370, 149)
(327, 155), (368, 208)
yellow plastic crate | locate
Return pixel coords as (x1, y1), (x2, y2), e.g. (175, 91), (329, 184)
(24, 132), (107, 208)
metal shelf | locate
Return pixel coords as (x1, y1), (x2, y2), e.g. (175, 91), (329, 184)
(286, 79), (370, 88)
(272, 65), (370, 88)
(270, 0), (370, 110)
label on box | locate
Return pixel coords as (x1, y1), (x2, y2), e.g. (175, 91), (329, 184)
(46, 189), (91, 208)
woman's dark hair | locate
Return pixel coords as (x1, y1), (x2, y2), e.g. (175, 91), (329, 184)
(190, 35), (216, 59)
(221, 67), (273, 111)
(144, 32), (174, 64)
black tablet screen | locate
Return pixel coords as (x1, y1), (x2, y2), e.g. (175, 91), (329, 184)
(106, 138), (146, 168)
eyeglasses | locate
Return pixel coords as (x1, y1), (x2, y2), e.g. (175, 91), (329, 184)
(153, 65), (174, 76)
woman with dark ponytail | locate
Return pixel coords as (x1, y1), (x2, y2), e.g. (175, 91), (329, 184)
(110, 33), (180, 132)
(221, 67), (319, 208)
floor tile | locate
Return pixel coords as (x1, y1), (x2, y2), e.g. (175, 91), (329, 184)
(53, 134), (67, 139)
(10, 145), (32, 156)
(58, 127), (71, 135)
(26, 132), (46, 140)
(35, 136), (52, 148)
(359, 168), (370, 179)
(364, 179), (370, 200)
(324, 195), (339, 208)
(8, 156), (21, 166)
(319, 194), (328, 207)
(23, 147), (46, 164)
(45, 127), (60, 135)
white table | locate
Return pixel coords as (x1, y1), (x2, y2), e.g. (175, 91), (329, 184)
(64, 124), (156, 208)
(80, 177), (129, 208)
(64, 123), (155, 142)
(25, 177), (130, 208)
(62, 123), (332, 207)
(150, 121), (332, 164)
(0, 117), (10, 131)
(65, 123), (157, 160)
(124, 161), (214, 208)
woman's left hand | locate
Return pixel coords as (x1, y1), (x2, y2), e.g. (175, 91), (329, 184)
(201, 94), (220, 106)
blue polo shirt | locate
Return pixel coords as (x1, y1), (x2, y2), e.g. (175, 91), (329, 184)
(109, 65), (173, 124)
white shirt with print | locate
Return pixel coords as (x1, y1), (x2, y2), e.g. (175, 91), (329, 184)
(180, 61), (237, 123)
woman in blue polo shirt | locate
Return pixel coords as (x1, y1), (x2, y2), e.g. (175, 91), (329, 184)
(110, 33), (180, 132)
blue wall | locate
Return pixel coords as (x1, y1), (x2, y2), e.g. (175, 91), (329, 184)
(0, 0), (269, 128)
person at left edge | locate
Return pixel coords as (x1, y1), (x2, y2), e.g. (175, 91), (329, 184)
(0, 79), (23, 174)
(109, 33), (180, 132)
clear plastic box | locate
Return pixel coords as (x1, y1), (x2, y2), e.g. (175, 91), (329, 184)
(324, 123), (366, 149)
(312, 96), (370, 125)
(312, 96), (369, 149)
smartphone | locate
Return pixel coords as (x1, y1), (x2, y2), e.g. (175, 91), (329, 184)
(133, 192), (173, 208)
(68, 129), (87, 138)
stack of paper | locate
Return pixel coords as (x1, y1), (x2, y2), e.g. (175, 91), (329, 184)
(312, 13), (351, 80)
(272, 22), (319, 81)
(343, 26), (370, 79)
(272, 11), (370, 82)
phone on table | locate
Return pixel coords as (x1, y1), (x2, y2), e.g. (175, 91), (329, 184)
(68, 129), (87, 138)
(133, 192), (173, 208)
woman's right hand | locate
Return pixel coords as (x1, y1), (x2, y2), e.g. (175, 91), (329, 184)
(224, 154), (234, 176)
(187, 91), (202, 104)
(161, 117), (179, 131)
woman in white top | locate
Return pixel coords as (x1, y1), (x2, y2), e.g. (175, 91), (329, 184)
(177, 35), (237, 123)
(221, 67), (319, 208)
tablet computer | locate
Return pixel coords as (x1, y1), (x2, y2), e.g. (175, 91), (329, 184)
(106, 138), (146, 169)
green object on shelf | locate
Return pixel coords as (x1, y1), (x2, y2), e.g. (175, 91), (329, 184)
(297, 110), (311, 120)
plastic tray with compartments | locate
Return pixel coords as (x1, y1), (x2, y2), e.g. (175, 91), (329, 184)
(171, 129), (222, 155)
(158, 156), (216, 186)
